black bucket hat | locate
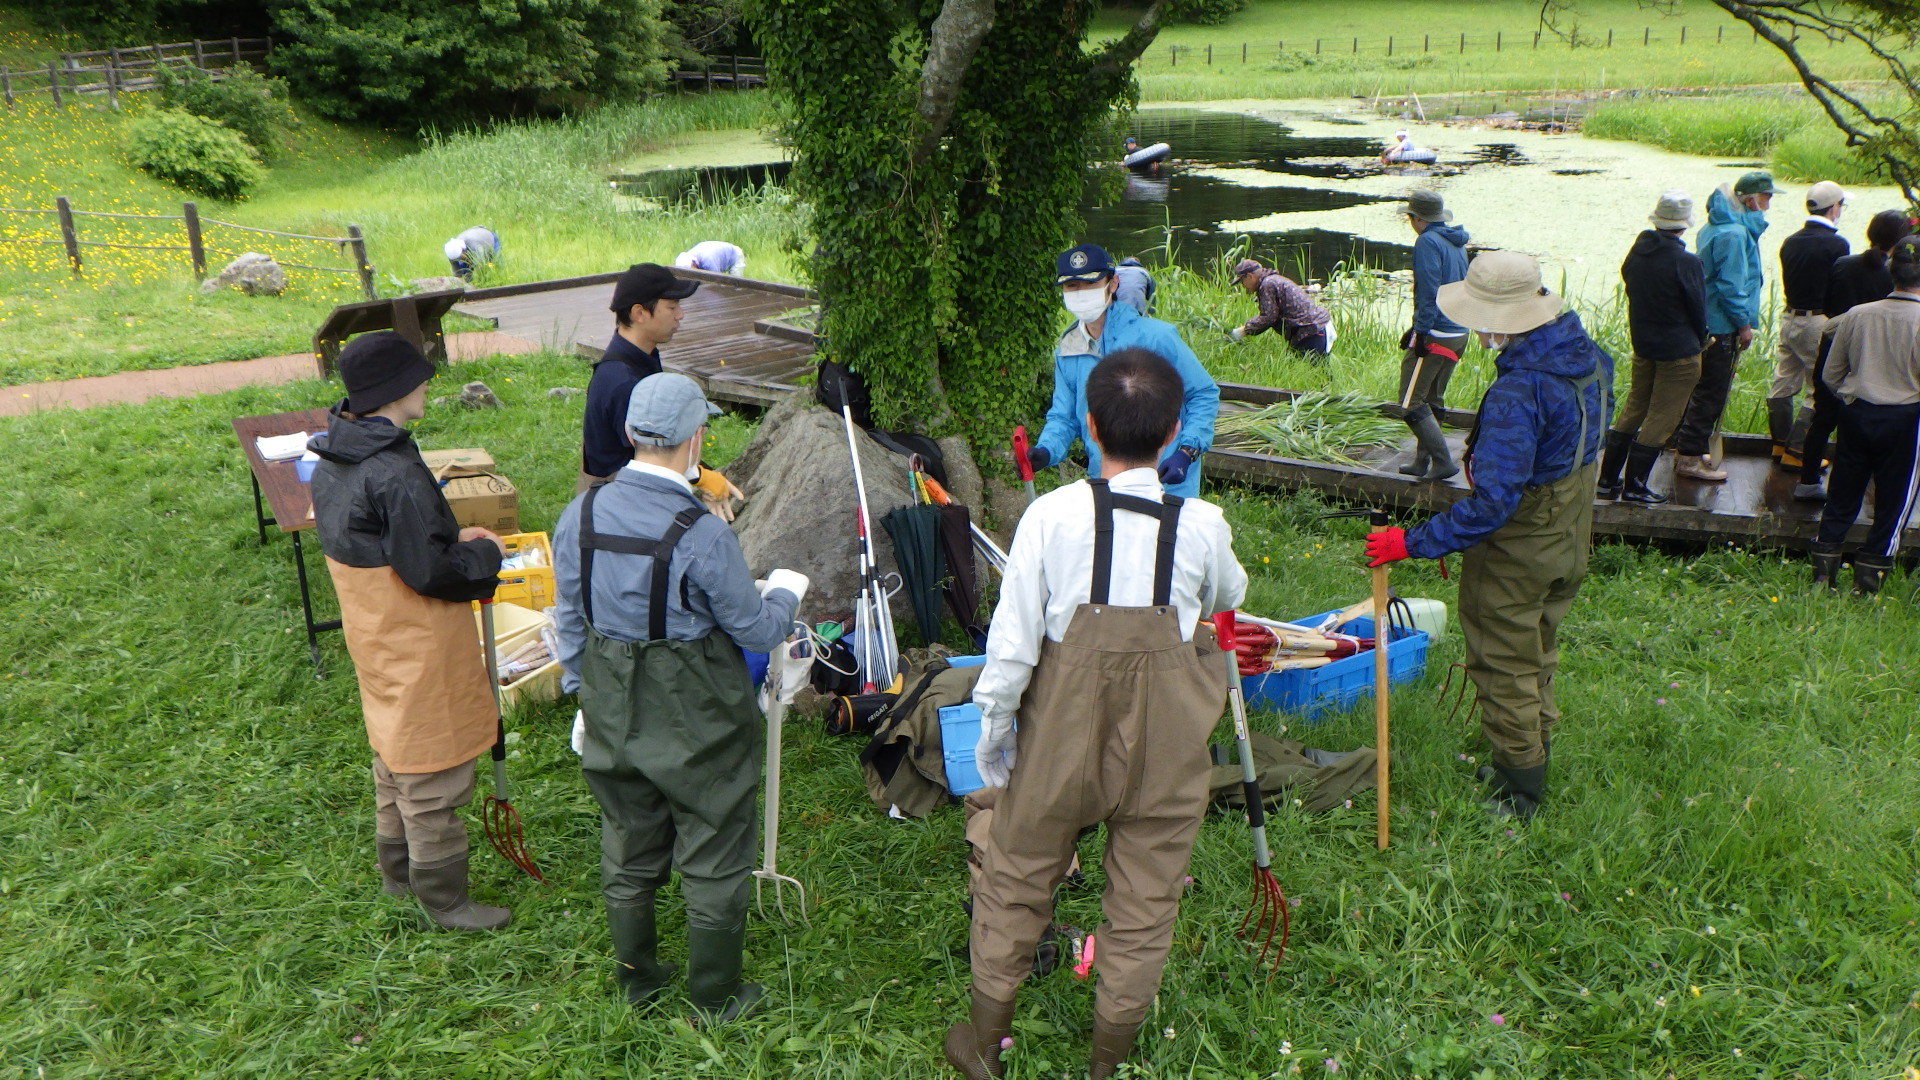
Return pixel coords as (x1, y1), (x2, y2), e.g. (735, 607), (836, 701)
(339, 331), (434, 414)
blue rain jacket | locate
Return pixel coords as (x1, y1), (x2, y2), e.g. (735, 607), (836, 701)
(1696, 186), (1769, 335)
(1412, 222), (1471, 336)
(1036, 300), (1219, 498)
(1406, 312), (1614, 559)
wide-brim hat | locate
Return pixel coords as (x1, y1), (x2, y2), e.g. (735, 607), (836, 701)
(1649, 189), (1694, 230)
(1400, 189), (1452, 223)
(1437, 250), (1563, 335)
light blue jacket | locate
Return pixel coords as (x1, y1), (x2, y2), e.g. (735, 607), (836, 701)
(1696, 185), (1768, 336)
(1036, 300), (1219, 498)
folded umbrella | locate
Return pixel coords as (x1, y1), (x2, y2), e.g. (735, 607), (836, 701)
(881, 503), (946, 644)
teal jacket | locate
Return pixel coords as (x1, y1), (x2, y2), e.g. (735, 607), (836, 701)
(1696, 185), (1769, 336)
(1035, 301), (1219, 498)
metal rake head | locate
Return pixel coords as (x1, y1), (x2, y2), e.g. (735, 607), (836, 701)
(482, 795), (546, 883)
(1237, 866), (1290, 975)
(754, 868), (810, 925)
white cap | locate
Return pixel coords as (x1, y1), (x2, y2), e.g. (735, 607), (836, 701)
(443, 237), (467, 260)
(1807, 180), (1847, 211)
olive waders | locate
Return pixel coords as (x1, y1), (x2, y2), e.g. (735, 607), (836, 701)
(947, 480), (1226, 1080)
(573, 485), (765, 1021)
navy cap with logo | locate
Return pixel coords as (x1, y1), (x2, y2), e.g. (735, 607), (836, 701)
(610, 263), (698, 315)
(1056, 243), (1116, 284)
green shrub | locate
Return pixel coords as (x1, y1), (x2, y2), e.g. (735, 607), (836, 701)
(1171, 0), (1248, 25)
(156, 65), (299, 162)
(124, 108), (264, 201)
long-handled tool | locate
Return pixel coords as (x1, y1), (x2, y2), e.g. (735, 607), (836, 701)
(835, 376), (899, 692)
(754, 627), (812, 922)
(1366, 509), (1393, 851)
(1012, 425), (1037, 504)
(1213, 610), (1288, 973)
(478, 598), (544, 883)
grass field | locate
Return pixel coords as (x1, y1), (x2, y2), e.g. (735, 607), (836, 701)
(3, 352), (1919, 1078)
(0, 84), (787, 385)
(1093, 0), (1897, 102)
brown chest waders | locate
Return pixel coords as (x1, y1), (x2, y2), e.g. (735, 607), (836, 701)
(967, 479), (1227, 1030)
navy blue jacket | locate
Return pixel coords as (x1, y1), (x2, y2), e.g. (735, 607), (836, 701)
(581, 334), (663, 477)
(1412, 223), (1470, 336)
(1407, 312), (1614, 558)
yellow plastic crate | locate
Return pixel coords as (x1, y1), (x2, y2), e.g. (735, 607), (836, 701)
(470, 599), (561, 707)
(501, 660), (562, 706)
(495, 532), (555, 612)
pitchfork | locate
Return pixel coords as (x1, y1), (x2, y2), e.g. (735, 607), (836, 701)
(1213, 610), (1289, 974)
(754, 626), (813, 923)
(479, 598), (545, 883)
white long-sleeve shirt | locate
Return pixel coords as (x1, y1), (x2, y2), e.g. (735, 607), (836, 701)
(972, 468), (1247, 732)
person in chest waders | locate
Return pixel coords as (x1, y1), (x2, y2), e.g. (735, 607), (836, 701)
(1361, 251), (1613, 820)
(308, 332), (512, 930)
(947, 348), (1248, 1080)
(552, 372), (808, 1023)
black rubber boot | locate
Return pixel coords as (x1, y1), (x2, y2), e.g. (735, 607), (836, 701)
(1852, 554), (1893, 596)
(1409, 413), (1459, 482)
(1089, 1013), (1144, 1080)
(1480, 764), (1547, 820)
(1620, 441), (1669, 505)
(1595, 430), (1631, 499)
(608, 898), (677, 1007)
(411, 854), (511, 931)
(944, 992), (1016, 1079)
(687, 922), (762, 1024)
(377, 836), (411, 897)
(1767, 396), (1795, 466)
(1809, 541), (1844, 591)
(1397, 416), (1430, 477)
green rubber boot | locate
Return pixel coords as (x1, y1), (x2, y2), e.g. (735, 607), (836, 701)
(608, 898), (677, 1007)
(687, 922), (763, 1024)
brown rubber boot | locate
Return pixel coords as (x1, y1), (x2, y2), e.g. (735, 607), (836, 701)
(1089, 1013), (1143, 1080)
(943, 992), (1015, 1079)
(411, 853), (511, 931)
(377, 836), (411, 897)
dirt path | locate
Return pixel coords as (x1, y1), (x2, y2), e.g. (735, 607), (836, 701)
(0, 332), (543, 418)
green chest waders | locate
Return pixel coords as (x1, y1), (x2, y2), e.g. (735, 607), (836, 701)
(572, 484), (763, 1017)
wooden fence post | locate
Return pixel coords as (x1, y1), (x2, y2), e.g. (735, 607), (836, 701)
(1315, 38), (1321, 54)
(107, 65), (120, 108)
(1423, 34), (1429, 52)
(347, 225), (375, 300)
(1169, 44), (1176, 65)
(1533, 30), (1541, 49)
(1607, 28), (1613, 47)
(1387, 35), (1393, 56)
(1242, 42), (1247, 63)
(56, 197), (81, 277)
(1681, 26), (1688, 44)
(1496, 31), (1502, 51)
(183, 201), (206, 278)
(48, 63), (61, 107)
(1460, 32), (1466, 53)
(1205, 43), (1212, 64)
(1719, 26), (1725, 43)
(1352, 37), (1358, 54)
(193, 38), (205, 66)
(2, 66), (11, 109)
(1644, 27), (1651, 45)
(231, 36), (242, 65)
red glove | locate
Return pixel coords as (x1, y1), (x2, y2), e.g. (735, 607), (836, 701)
(1364, 527), (1409, 567)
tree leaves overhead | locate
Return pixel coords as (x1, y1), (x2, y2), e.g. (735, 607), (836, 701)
(265, 0), (672, 126)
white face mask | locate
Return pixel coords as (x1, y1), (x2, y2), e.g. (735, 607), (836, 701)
(683, 428), (704, 481)
(1062, 287), (1109, 324)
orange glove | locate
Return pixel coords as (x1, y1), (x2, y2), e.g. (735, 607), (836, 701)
(1364, 527), (1409, 567)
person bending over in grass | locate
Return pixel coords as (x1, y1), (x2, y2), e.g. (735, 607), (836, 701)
(308, 331), (511, 931)
(951, 347), (1246, 1080)
(1362, 252), (1612, 821)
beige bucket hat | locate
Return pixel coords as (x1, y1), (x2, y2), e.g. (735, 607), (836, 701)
(1437, 250), (1563, 335)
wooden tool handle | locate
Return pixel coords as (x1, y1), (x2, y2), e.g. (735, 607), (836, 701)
(1371, 562), (1391, 850)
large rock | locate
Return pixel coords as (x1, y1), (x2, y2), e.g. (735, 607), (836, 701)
(200, 252), (286, 296)
(726, 396), (918, 625)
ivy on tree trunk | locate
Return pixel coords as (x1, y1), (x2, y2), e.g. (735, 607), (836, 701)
(746, 0), (1168, 446)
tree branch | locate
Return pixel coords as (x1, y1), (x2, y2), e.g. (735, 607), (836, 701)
(1086, 0), (1173, 82)
(912, 0), (997, 165)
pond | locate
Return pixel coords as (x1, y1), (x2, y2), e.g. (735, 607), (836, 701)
(610, 98), (1908, 301)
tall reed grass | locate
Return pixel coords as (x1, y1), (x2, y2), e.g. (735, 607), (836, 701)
(1584, 93), (1899, 187)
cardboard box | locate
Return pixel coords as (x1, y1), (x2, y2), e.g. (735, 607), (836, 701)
(422, 448), (518, 534)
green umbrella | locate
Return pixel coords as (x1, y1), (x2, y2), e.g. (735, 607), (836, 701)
(881, 503), (946, 644)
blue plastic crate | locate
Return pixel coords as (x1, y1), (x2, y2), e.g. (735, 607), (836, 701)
(935, 655), (990, 795)
(1241, 611), (1429, 723)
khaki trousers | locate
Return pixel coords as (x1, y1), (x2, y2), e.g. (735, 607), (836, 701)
(969, 605), (1225, 1027)
(1458, 465), (1594, 771)
(1770, 311), (1827, 399)
(373, 753), (477, 866)
(1610, 353), (1702, 448)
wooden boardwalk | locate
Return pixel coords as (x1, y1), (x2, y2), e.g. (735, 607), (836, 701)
(453, 268), (816, 407)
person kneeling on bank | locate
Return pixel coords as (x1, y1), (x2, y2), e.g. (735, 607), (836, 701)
(553, 372), (808, 1022)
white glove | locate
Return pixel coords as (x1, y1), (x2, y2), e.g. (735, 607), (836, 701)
(1229, 327), (1246, 342)
(765, 568), (810, 605)
(570, 709), (586, 755)
(975, 720), (1018, 789)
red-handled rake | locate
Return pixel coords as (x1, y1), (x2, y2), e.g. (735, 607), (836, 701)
(479, 598), (545, 883)
(1213, 610), (1289, 973)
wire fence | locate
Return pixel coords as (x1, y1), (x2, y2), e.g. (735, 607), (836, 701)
(0, 37), (270, 109)
(0, 196), (375, 298)
(1132, 23), (1833, 67)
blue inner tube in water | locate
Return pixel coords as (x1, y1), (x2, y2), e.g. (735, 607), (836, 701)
(1123, 142), (1171, 168)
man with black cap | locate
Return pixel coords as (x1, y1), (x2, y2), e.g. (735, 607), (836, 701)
(308, 331), (512, 931)
(581, 263), (698, 487)
(554, 371), (808, 1022)
(1028, 243), (1218, 499)
(1390, 189), (1471, 483)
